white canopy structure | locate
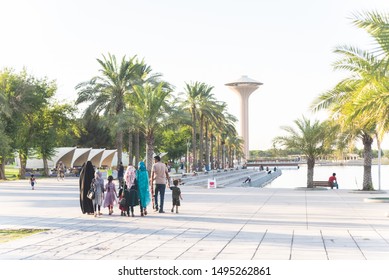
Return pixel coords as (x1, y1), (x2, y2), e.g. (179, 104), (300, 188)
(88, 149), (105, 168)
(17, 147), (120, 170)
(71, 148), (92, 167)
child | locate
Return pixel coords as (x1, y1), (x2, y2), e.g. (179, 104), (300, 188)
(118, 187), (127, 216)
(103, 175), (118, 215)
(30, 174), (36, 190)
(170, 179), (183, 213)
(127, 181), (140, 217)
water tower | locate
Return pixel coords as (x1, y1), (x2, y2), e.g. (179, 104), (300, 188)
(225, 75), (263, 160)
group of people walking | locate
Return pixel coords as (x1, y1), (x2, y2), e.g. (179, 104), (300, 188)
(79, 156), (182, 218)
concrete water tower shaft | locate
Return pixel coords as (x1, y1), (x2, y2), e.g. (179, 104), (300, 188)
(225, 75), (263, 160)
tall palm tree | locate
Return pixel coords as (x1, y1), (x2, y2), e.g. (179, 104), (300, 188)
(351, 11), (389, 68)
(75, 53), (140, 166)
(312, 11), (389, 190)
(124, 60), (165, 165)
(273, 117), (332, 188)
(131, 82), (173, 172)
(181, 82), (213, 171)
(197, 87), (216, 169)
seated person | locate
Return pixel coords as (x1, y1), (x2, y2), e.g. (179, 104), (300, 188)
(243, 176), (251, 183)
(328, 173), (338, 189)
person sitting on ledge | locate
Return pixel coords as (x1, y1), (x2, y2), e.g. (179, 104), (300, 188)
(243, 176), (251, 183)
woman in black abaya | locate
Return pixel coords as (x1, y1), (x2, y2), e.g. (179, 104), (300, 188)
(79, 161), (95, 214)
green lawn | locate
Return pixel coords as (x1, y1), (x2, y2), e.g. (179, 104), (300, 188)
(0, 229), (48, 243)
(5, 167), (19, 180)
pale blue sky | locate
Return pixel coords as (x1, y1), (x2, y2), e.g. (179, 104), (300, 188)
(1, 0), (389, 150)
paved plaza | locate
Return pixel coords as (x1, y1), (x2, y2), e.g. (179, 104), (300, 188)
(1, 176), (389, 260)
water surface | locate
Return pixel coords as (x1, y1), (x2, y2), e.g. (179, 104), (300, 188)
(267, 164), (389, 190)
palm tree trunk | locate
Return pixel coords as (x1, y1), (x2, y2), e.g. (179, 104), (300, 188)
(362, 133), (374, 191)
(216, 136), (221, 169)
(210, 133), (214, 170)
(306, 157), (315, 188)
(377, 135), (382, 191)
(116, 130), (123, 167)
(146, 131), (154, 174)
(135, 129), (140, 166)
(128, 128), (133, 166)
(191, 108), (197, 171)
(205, 122), (210, 171)
(199, 114), (204, 170)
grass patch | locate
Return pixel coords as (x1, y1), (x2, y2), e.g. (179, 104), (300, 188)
(4, 167), (19, 180)
(0, 229), (48, 243)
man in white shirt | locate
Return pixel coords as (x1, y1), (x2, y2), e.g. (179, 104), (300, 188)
(150, 155), (170, 213)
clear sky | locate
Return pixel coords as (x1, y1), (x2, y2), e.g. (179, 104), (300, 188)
(1, 0), (389, 150)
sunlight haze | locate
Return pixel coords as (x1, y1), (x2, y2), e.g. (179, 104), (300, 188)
(1, 0), (389, 150)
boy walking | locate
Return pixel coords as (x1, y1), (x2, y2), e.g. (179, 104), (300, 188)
(170, 179), (183, 213)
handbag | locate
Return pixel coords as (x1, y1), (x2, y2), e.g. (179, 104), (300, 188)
(87, 188), (95, 200)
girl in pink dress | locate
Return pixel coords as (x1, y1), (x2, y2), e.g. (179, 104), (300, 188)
(103, 175), (117, 215)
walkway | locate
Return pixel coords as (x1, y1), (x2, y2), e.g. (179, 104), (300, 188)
(1, 177), (389, 260)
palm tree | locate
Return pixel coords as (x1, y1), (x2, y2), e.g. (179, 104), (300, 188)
(181, 82), (213, 171)
(124, 60), (164, 165)
(131, 82), (173, 172)
(312, 11), (389, 190)
(351, 11), (389, 68)
(75, 53), (140, 166)
(273, 117), (332, 188)
(197, 87), (217, 169)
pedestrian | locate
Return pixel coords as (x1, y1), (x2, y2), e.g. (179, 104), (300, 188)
(243, 176), (251, 183)
(57, 161), (65, 180)
(117, 161), (124, 189)
(118, 187), (127, 216)
(30, 174), (36, 190)
(91, 171), (105, 217)
(328, 173), (339, 189)
(103, 175), (118, 215)
(124, 164), (139, 217)
(136, 161), (151, 216)
(170, 179), (183, 213)
(150, 155), (170, 213)
(79, 161), (95, 215)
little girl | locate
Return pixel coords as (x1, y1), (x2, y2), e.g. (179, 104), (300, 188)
(30, 174), (36, 190)
(118, 187), (127, 216)
(103, 175), (117, 215)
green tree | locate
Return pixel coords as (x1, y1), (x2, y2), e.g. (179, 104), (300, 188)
(181, 82), (214, 170)
(132, 82), (173, 172)
(1, 69), (55, 178)
(75, 53), (140, 166)
(312, 11), (389, 190)
(0, 119), (11, 179)
(160, 126), (191, 162)
(273, 117), (332, 188)
(32, 103), (77, 176)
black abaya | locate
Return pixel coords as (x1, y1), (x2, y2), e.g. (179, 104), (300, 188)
(79, 161), (95, 214)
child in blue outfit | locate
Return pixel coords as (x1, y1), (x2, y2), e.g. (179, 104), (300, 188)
(30, 174), (36, 190)
(170, 179), (183, 213)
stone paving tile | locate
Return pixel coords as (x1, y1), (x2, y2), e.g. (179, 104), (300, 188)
(2, 178), (389, 260)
